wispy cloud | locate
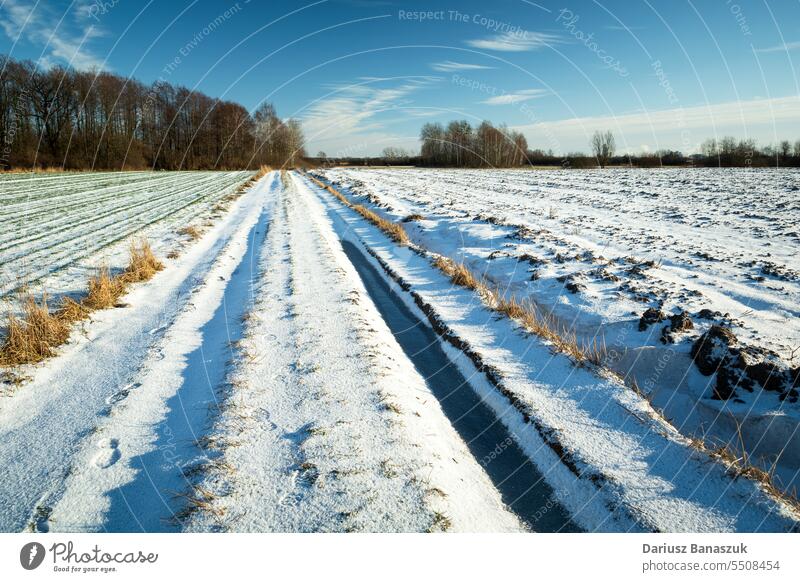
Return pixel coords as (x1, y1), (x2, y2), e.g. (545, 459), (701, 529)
(430, 60), (493, 72)
(466, 30), (559, 52)
(604, 25), (644, 32)
(0, 0), (106, 70)
(754, 41), (800, 53)
(482, 89), (549, 105)
(302, 78), (437, 154)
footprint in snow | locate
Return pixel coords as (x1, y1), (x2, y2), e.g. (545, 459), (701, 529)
(105, 382), (140, 406)
(92, 438), (121, 469)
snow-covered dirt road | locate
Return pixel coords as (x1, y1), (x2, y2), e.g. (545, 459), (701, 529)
(184, 172), (528, 532)
(1, 170), (798, 532)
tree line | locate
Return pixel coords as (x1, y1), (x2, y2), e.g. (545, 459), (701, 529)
(0, 55), (305, 171)
(419, 120), (528, 167)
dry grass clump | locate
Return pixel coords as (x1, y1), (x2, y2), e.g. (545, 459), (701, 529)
(0, 295), (70, 366)
(120, 238), (164, 284)
(0, 237), (165, 371)
(84, 265), (126, 310)
(494, 294), (603, 364)
(178, 225), (202, 241)
(686, 429), (800, 513)
(433, 255), (605, 366)
(402, 213), (425, 223)
(56, 296), (90, 323)
(171, 484), (225, 522)
(353, 204), (409, 245)
(434, 256), (480, 290)
(236, 165), (271, 193)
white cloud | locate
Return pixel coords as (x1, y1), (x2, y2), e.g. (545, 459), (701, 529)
(430, 60), (492, 72)
(302, 79), (437, 155)
(466, 30), (559, 52)
(754, 41), (800, 53)
(0, 0), (106, 70)
(482, 89), (548, 105)
(514, 96), (800, 153)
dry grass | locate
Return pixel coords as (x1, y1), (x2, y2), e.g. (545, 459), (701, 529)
(402, 213), (425, 222)
(308, 176), (410, 245)
(84, 265), (126, 310)
(171, 484), (225, 522)
(352, 204), (409, 244)
(688, 432), (800, 513)
(178, 225), (202, 241)
(434, 256), (480, 290)
(0, 295), (70, 366)
(433, 256), (606, 366)
(56, 296), (90, 323)
(1, 237), (165, 371)
(120, 238), (164, 284)
(236, 165), (272, 193)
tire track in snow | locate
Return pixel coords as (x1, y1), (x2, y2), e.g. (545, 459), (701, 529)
(185, 173), (522, 532)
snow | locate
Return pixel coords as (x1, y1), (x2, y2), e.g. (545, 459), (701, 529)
(313, 167), (800, 494)
(0, 170), (251, 304)
(0, 173), (266, 531)
(1, 167), (797, 533)
(304, 169), (800, 532)
(0, 171), (522, 532)
(185, 172), (522, 532)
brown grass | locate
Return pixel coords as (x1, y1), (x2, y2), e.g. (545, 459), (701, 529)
(56, 296), (89, 323)
(84, 265), (126, 310)
(308, 176), (410, 245)
(120, 238), (164, 284)
(1, 237), (165, 371)
(687, 430), (800, 513)
(0, 295), (70, 366)
(352, 204), (409, 244)
(178, 225), (202, 241)
(434, 256), (480, 290)
(402, 213), (425, 222)
(432, 255), (606, 366)
(236, 165), (272, 193)
(171, 484), (225, 522)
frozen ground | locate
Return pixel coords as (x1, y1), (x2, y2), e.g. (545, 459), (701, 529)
(0, 169), (798, 532)
(314, 167), (800, 493)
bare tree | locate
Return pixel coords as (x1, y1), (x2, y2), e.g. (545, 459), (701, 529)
(0, 53), (305, 170)
(382, 146), (410, 160)
(591, 130), (615, 168)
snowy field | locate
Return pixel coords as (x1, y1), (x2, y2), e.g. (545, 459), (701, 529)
(1, 169), (798, 533)
(0, 170), (252, 304)
(315, 167), (800, 492)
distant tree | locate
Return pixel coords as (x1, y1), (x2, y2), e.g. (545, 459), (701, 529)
(317, 151), (327, 159)
(794, 140), (800, 158)
(701, 138), (718, 158)
(382, 146), (410, 159)
(591, 130), (615, 168)
(779, 140), (791, 159)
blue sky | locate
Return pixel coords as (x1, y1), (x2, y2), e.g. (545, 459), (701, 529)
(2, 0), (799, 156)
